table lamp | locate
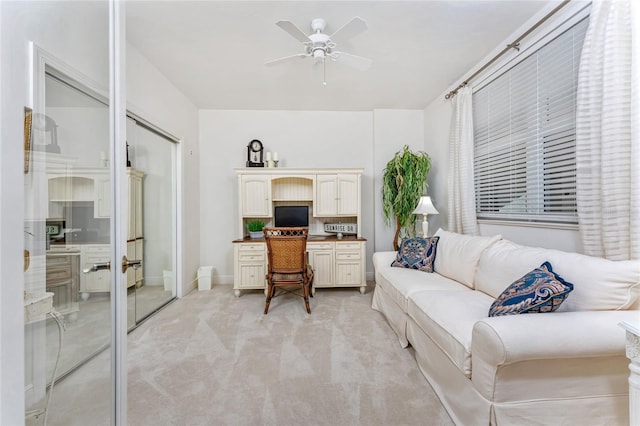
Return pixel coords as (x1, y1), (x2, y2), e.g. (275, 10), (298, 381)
(412, 196), (439, 237)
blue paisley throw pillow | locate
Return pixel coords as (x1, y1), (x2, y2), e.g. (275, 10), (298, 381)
(488, 261), (574, 317)
(391, 237), (439, 273)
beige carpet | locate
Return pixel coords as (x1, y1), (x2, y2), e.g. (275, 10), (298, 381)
(45, 284), (454, 426)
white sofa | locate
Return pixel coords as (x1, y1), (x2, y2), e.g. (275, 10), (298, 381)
(372, 229), (640, 425)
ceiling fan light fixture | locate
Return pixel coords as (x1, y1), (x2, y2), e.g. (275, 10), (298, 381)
(265, 16), (372, 84)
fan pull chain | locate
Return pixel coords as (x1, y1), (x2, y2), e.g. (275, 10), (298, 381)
(323, 58), (327, 86)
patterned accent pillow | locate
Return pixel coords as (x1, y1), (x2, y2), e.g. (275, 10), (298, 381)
(488, 261), (574, 317)
(391, 237), (440, 273)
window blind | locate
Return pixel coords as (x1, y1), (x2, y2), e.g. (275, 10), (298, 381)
(473, 18), (588, 223)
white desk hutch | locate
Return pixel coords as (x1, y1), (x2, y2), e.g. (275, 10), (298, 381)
(233, 168), (366, 297)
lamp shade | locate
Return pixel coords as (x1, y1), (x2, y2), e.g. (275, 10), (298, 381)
(413, 196), (439, 215)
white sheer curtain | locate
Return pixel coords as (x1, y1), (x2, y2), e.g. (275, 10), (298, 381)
(576, 0), (639, 260)
(447, 87), (479, 235)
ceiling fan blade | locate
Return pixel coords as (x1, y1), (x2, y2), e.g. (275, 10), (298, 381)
(331, 51), (372, 71)
(329, 16), (367, 43)
(275, 20), (310, 43)
(265, 53), (309, 66)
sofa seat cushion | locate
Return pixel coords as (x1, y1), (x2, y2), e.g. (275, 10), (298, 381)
(475, 240), (640, 311)
(433, 229), (501, 288)
(377, 266), (467, 312)
(408, 290), (495, 377)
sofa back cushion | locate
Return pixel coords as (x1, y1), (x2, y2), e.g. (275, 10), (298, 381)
(433, 229), (502, 288)
(475, 240), (640, 311)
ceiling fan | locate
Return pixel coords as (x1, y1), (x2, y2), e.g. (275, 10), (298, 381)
(265, 17), (372, 84)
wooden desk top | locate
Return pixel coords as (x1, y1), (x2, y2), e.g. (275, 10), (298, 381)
(232, 235), (366, 243)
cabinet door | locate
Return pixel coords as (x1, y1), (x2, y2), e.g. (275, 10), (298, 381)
(94, 178), (110, 218)
(241, 175), (271, 217)
(239, 263), (266, 288)
(127, 175), (135, 240)
(126, 241), (136, 288)
(308, 250), (335, 287)
(127, 170), (144, 240)
(314, 175), (338, 216)
(81, 245), (110, 293)
(134, 173), (143, 238)
(337, 174), (359, 215)
(335, 262), (361, 285)
(135, 239), (144, 285)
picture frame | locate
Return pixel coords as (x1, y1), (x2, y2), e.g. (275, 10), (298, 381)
(24, 107), (33, 174)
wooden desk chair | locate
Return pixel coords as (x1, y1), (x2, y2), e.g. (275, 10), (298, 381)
(263, 227), (314, 314)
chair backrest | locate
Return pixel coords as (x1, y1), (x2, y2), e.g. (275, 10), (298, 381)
(263, 227), (309, 274)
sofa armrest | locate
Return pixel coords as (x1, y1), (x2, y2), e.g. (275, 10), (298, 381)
(372, 251), (397, 271)
(472, 310), (637, 365)
(471, 310), (638, 401)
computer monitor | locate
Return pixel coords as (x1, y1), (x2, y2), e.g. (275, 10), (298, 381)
(274, 205), (309, 227)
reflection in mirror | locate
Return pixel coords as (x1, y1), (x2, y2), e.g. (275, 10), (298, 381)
(43, 71), (111, 386)
(25, 57), (112, 424)
(126, 118), (177, 329)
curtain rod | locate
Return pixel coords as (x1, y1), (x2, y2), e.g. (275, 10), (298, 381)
(444, 0), (572, 100)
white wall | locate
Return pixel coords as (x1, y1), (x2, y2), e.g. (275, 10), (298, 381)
(372, 109), (426, 251)
(423, 97), (452, 236)
(126, 42), (200, 295)
(46, 107), (110, 168)
(1, 1), (109, 423)
(200, 110), (379, 283)
(199, 109), (426, 283)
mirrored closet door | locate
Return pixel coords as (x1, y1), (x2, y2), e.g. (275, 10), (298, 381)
(21, 1), (124, 425)
(23, 10), (114, 426)
(125, 117), (178, 330)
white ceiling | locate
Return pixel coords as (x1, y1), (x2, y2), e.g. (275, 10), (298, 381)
(126, 1), (554, 111)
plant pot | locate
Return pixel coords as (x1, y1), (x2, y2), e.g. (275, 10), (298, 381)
(249, 231), (263, 239)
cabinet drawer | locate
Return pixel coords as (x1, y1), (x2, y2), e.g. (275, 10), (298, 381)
(238, 243), (265, 251)
(335, 241), (361, 251)
(47, 266), (72, 282)
(336, 251), (361, 261)
(47, 255), (72, 267)
(307, 242), (334, 250)
(85, 254), (109, 263)
(239, 252), (265, 262)
(85, 245), (110, 254)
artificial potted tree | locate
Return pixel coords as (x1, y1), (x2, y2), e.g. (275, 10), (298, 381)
(382, 145), (431, 250)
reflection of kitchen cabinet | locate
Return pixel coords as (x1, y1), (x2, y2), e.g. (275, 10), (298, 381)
(94, 177), (110, 218)
(80, 244), (110, 298)
(240, 175), (271, 217)
(314, 174), (359, 216)
(47, 168), (110, 218)
(127, 169), (144, 239)
(45, 252), (80, 318)
(127, 169), (144, 287)
(126, 239), (144, 288)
